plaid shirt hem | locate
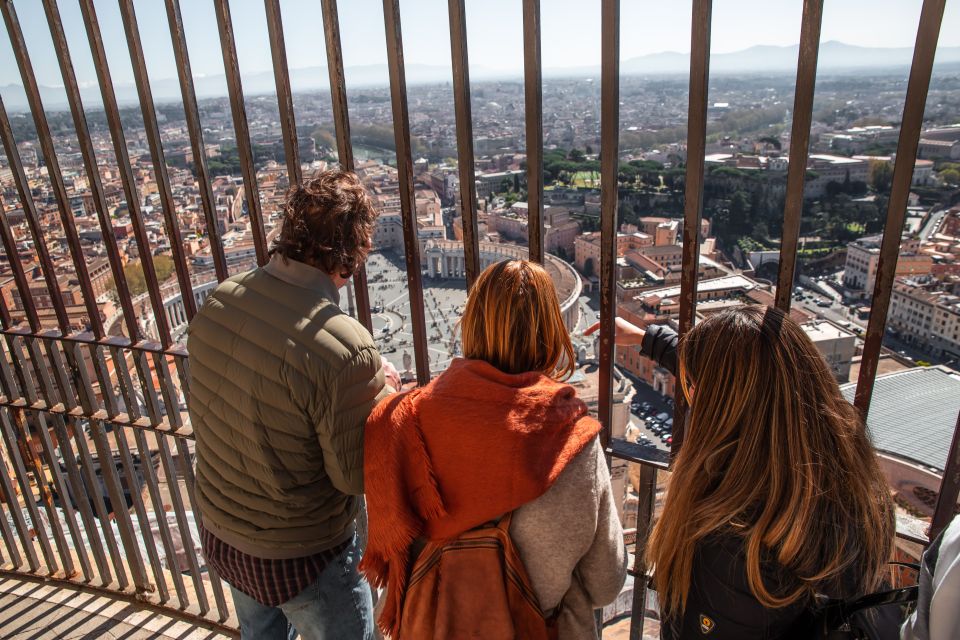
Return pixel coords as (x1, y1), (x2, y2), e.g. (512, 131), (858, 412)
(200, 524), (350, 607)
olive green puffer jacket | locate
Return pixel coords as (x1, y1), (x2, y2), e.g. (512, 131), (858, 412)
(188, 254), (386, 559)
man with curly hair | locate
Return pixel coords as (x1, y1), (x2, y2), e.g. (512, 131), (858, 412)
(188, 169), (399, 639)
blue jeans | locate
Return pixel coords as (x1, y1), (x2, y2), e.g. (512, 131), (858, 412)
(230, 534), (375, 640)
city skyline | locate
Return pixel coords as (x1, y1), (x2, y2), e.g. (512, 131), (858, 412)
(2, 0), (960, 93)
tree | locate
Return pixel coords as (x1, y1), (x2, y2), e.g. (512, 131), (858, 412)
(568, 148), (585, 162)
(870, 160), (894, 194)
(940, 168), (960, 186)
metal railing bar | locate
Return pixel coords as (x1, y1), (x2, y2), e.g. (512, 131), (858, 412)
(930, 410), (960, 541)
(47, 413), (111, 586)
(319, 0), (373, 332)
(40, 0), (140, 340)
(0, 332), (22, 404)
(0, 328), (186, 360)
(65, 415), (130, 589)
(117, 0), (197, 324)
(0, 473), (24, 570)
(0, 438), (38, 571)
(0, 95), (69, 334)
(523, 0), (544, 264)
(76, 0), (172, 349)
(0, 218), (39, 334)
(854, 0), (946, 416)
(213, 0), (269, 267)
(774, 0), (824, 312)
(151, 353), (183, 432)
(597, 0), (619, 445)
(110, 426), (175, 606)
(607, 439), (671, 471)
(9, 337), (37, 407)
(132, 352), (164, 428)
(163, 0), (229, 284)
(32, 412), (93, 582)
(628, 464), (657, 640)
(382, 0), (430, 385)
(0, 408), (58, 573)
(41, 340), (79, 414)
(173, 435), (229, 621)
(21, 340), (59, 420)
(0, 1), (105, 340)
(447, 0), (480, 286)
(87, 344), (121, 421)
(673, 0), (713, 454)
(154, 433), (208, 613)
(85, 417), (151, 594)
(264, 0), (302, 186)
(111, 347), (143, 425)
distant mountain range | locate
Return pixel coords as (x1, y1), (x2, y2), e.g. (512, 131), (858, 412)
(3, 41), (960, 113)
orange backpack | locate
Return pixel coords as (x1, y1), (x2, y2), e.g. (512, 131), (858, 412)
(398, 512), (560, 640)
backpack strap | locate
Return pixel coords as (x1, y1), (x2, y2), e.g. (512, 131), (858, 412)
(840, 585), (919, 618)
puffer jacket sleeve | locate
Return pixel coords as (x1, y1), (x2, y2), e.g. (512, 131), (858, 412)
(318, 345), (385, 496)
(639, 324), (679, 376)
(575, 440), (628, 606)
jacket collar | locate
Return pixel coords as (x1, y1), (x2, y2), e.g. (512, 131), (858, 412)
(263, 254), (341, 305)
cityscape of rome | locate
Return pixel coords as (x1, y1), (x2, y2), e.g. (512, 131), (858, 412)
(1, 1), (960, 636)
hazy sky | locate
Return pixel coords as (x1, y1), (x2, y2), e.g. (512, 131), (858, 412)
(1, 0), (958, 89)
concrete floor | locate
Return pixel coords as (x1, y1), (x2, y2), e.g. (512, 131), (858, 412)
(0, 577), (233, 640)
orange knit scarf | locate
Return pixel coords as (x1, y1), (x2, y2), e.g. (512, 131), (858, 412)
(360, 358), (601, 638)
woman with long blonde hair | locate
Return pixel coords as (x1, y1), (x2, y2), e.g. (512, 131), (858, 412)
(362, 260), (627, 639)
(601, 305), (895, 639)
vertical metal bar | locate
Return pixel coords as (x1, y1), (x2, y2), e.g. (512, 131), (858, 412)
(174, 435), (229, 621)
(31, 410), (93, 581)
(0, 408), (58, 573)
(854, 0), (946, 416)
(111, 426), (175, 605)
(775, 0), (824, 312)
(86, 417), (151, 594)
(48, 413), (111, 585)
(0, 1), (104, 339)
(673, 0), (713, 454)
(77, 0), (173, 349)
(0, 438), (38, 571)
(523, 0), (544, 264)
(41, 0), (140, 340)
(628, 464), (657, 640)
(0, 174), (40, 333)
(117, 0), (197, 323)
(0, 95), (70, 334)
(67, 416), (129, 589)
(321, 0), (373, 333)
(152, 353), (182, 431)
(448, 0), (480, 286)
(930, 411), (960, 541)
(164, 0), (229, 284)
(0, 466), (23, 569)
(382, 0), (430, 385)
(155, 434), (208, 612)
(213, 0), (269, 266)
(597, 0), (620, 445)
(264, 0), (302, 186)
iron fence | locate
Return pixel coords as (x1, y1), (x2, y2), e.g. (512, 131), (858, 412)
(0, 0), (955, 636)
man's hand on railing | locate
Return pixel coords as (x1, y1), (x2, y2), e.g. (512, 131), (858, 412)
(584, 317), (646, 347)
(381, 359), (402, 392)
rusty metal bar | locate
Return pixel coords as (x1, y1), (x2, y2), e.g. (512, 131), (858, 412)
(41, 0), (140, 339)
(382, 0), (430, 385)
(597, 0), (620, 445)
(110, 426), (174, 605)
(117, 0), (197, 323)
(264, 0), (302, 186)
(0, 437), (38, 572)
(77, 0), (172, 348)
(320, 0), (373, 332)
(775, 0), (824, 311)
(174, 435), (230, 621)
(0, 408), (58, 573)
(0, 95), (70, 334)
(523, 0), (544, 264)
(854, 0), (946, 416)
(673, 0), (713, 454)
(628, 464), (657, 639)
(213, 0), (269, 267)
(930, 410), (960, 541)
(1, 1), (104, 339)
(0, 176), (40, 333)
(164, 0), (229, 283)
(0, 466), (24, 570)
(448, 0), (480, 286)
(33, 413), (94, 581)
